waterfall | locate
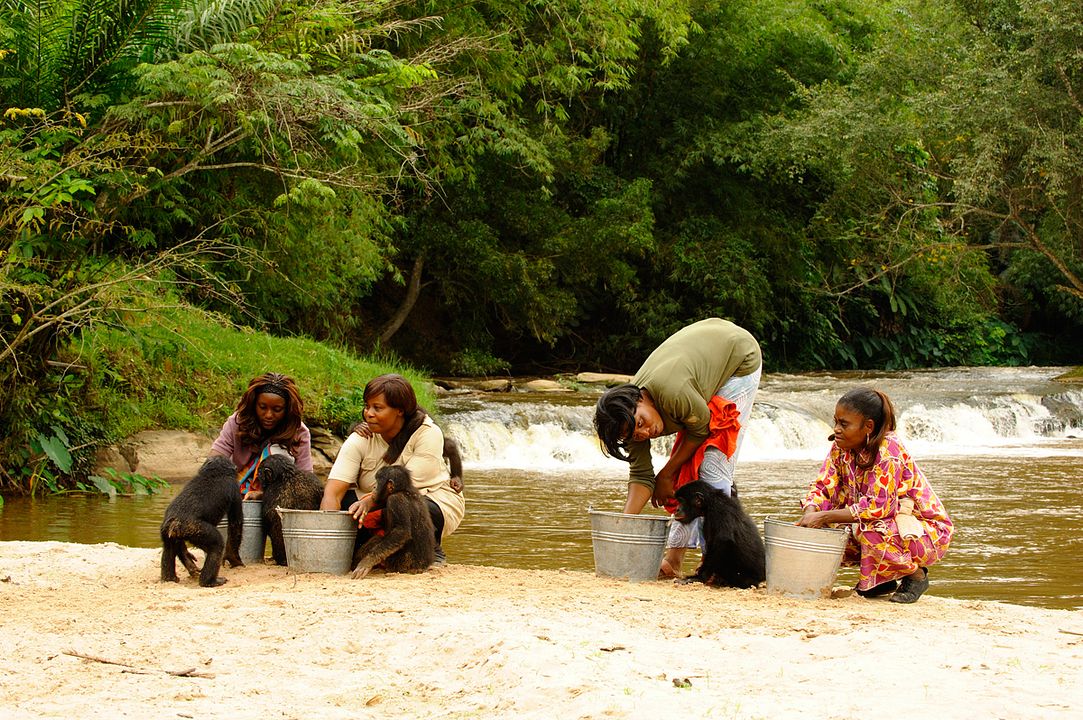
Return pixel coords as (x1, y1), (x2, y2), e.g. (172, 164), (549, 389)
(438, 368), (1083, 470)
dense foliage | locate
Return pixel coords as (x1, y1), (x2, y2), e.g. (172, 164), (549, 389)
(2, 0), (1082, 489)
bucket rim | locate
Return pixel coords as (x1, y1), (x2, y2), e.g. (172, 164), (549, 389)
(764, 515), (848, 537)
(274, 508), (353, 516)
(587, 508), (669, 522)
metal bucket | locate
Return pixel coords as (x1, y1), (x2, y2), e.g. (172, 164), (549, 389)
(217, 500), (266, 563)
(277, 509), (357, 574)
(588, 508), (669, 582)
(764, 517), (849, 598)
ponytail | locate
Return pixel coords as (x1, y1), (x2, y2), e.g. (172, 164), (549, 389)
(838, 387), (896, 470)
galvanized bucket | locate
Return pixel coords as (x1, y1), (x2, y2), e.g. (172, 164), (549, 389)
(217, 500), (266, 564)
(277, 509), (357, 574)
(764, 517), (849, 599)
(588, 508), (669, 582)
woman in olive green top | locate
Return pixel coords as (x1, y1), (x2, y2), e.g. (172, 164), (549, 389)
(594, 318), (762, 577)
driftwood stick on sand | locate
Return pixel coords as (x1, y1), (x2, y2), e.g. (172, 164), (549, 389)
(63, 650), (215, 679)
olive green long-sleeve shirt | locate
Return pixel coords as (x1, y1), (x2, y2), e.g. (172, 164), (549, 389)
(626, 318), (761, 489)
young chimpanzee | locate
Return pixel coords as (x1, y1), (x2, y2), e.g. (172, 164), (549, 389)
(160, 456), (245, 587)
(258, 454), (324, 566)
(673, 480), (766, 589)
(350, 465), (435, 579)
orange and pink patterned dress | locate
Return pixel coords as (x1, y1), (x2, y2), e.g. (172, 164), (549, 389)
(801, 432), (954, 591)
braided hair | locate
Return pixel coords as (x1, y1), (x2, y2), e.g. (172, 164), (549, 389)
(235, 372), (304, 452)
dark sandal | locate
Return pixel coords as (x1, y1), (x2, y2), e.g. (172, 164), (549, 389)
(890, 568), (929, 604)
(856, 579), (898, 598)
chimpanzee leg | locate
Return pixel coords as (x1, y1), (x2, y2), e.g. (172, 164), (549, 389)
(179, 545), (200, 577)
(160, 537), (180, 582)
(191, 521), (228, 587)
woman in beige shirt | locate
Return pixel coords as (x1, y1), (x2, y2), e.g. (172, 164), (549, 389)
(321, 374), (465, 566)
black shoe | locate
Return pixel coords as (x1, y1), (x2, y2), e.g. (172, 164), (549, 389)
(890, 568), (929, 604)
(431, 545), (447, 567)
(856, 580), (898, 598)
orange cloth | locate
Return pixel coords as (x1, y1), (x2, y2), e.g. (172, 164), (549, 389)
(360, 494), (385, 536)
(663, 395), (741, 514)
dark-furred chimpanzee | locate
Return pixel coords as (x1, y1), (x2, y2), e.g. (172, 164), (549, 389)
(160, 456), (245, 587)
(350, 465), (435, 579)
(673, 480), (765, 589)
(259, 454), (324, 565)
(443, 435), (464, 494)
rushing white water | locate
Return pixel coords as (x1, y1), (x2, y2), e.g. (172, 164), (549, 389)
(439, 367), (1083, 470)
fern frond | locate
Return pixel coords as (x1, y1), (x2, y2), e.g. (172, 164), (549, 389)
(61, 0), (190, 101)
(170, 0), (274, 54)
(1, 0), (69, 108)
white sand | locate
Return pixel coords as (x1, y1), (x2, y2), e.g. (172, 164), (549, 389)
(0, 541), (1080, 719)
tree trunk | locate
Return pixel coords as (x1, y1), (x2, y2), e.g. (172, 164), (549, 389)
(378, 253), (426, 345)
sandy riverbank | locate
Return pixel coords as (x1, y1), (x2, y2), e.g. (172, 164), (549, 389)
(0, 541), (1080, 719)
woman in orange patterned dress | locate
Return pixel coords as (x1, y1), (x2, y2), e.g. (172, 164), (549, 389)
(799, 387), (953, 603)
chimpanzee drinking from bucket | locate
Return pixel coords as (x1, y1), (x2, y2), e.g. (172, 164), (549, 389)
(350, 466), (435, 579)
(258, 454), (324, 566)
(160, 456), (245, 587)
(673, 480), (765, 589)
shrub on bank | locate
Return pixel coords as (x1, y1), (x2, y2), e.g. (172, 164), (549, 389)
(2, 304), (434, 496)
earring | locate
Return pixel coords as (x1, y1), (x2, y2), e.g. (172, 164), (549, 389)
(865, 432), (870, 447)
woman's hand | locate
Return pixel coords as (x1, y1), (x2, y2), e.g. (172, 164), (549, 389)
(651, 468), (676, 508)
(243, 490), (263, 501)
(797, 509), (828, 528)
(347, 494), (373, 525)
(798, 507), (853, 528)
(351, 422), (373, 438)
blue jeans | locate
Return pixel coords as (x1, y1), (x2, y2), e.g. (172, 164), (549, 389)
(666, 365), (761, 550)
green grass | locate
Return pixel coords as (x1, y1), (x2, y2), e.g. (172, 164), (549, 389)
(4, 283), (437, 493)
(81, 304), (436, 439)
(1054, 367), (1083, 382)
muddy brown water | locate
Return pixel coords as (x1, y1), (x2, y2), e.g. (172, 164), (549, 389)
(2, 454), (1080, 610)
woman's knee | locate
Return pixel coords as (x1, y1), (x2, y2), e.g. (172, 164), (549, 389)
(698, 447), (735, 494)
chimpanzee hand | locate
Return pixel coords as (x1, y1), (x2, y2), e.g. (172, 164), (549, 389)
(351, 422), (373, 438)
(449, 476), (463, 493)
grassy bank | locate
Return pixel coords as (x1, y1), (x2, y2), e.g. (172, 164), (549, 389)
(3, 303), (435, 495)
(1055, 367), (1083, 382)
(86, 306), (437, 435)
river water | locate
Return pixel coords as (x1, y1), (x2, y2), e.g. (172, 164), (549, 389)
(2, 367), (1082, 609)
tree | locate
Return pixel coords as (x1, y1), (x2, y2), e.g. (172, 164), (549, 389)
(0, 0), (450, 486)
(744, 0), (1082, 364)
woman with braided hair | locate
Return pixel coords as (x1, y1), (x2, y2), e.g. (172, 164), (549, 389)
(209, 372), (313, 499)
(798, 387), (954, 603)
